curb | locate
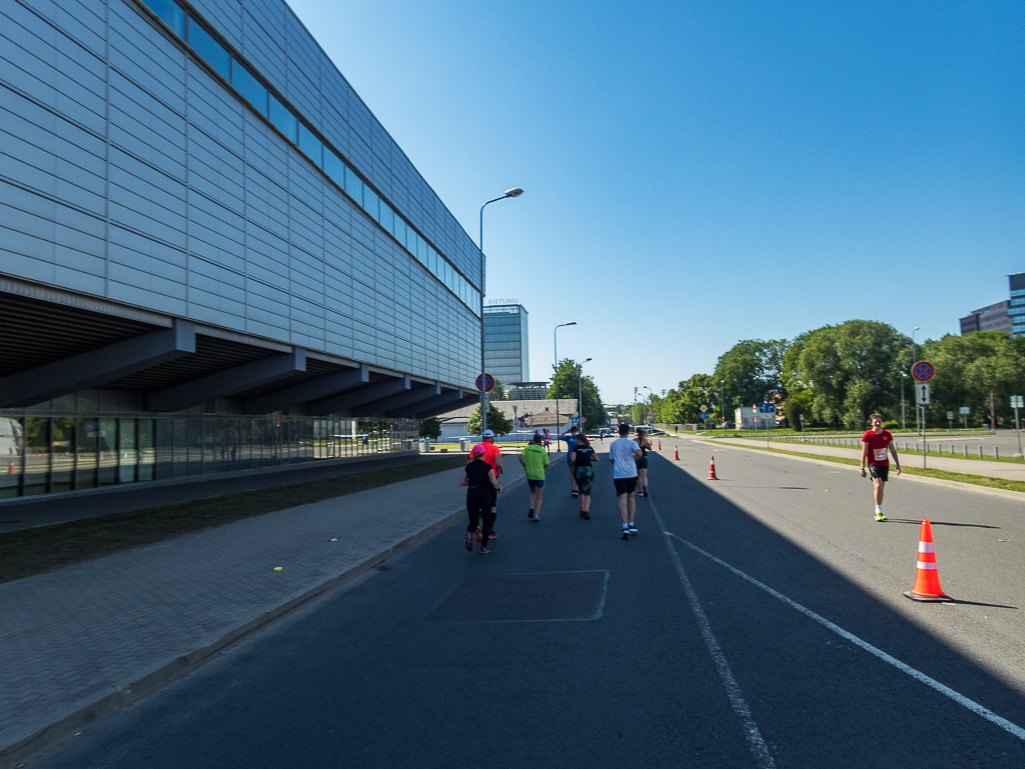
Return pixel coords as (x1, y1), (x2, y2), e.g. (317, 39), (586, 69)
(694, 440), (1025, 503)
(0, 471), (528, 769)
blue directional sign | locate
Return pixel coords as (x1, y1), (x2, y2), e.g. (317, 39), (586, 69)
(912, 361), (934, 382)
(757, 403), (776, 414)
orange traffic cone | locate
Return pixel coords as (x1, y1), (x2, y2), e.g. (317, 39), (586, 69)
(8, 461), (14, 474)
(903, 519), (950, 602)
(707, 455), (718, 480)
(658, 440), (662, 451)
(673, 447), (679, 460)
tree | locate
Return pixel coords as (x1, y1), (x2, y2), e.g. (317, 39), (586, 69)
(466, 402), (514, 436)
(790, 320), (909, 429)
(659, 374), (718, 424)
(713, 339), (788, 412)
(920, 332), (1025, 427)
(418, 417), (442, 440)
(546, 359), (606, 428)
(490, 378), (508, 401)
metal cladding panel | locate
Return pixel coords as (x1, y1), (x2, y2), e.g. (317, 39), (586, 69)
(0, 0), (479, 389)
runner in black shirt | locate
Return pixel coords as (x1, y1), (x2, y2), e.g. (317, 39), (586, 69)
(460, 445), (501, 553)
(570, 434), (597, 520)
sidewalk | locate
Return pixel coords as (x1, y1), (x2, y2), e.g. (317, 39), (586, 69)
(0, 458), (532, 768)
(696, 436), (1025, 483)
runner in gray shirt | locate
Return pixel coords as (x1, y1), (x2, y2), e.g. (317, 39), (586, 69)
(608, 423), (642, 538)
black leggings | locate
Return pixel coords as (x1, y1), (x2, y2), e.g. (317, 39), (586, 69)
(466, 488), (496, 540)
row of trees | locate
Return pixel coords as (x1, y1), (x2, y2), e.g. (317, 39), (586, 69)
(644, 323), (1025, 430)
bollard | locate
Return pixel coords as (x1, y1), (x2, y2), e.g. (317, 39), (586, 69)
(995, 447), (999, 459)
(979, 446), (983, 458)
(964, 445), (968, 457)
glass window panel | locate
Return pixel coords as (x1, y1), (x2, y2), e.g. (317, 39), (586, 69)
(231, 62), (268, 114)
(97, 418), (118, 486)
(0, 416), (24, 498)
(187, 19), (231, 81)
(146, 0), (185, 36)
(427, 246), (438, 275)
(379, 203), (394, 234)
(298, 123), (324, 166)
(324, 150), (346, 187)
(50, 417), (74, 493)
(23, 417), (48, 496)
(415, 235), (426, 264)
(76, 418), (98, 489)
(119, 418), (137, 484)
(394, 217), (406, 248)
(364, 188), (380, 222)
(269, 95), (297, 142)
(138, 419), (155, 481)
(345, 168), (364, 206)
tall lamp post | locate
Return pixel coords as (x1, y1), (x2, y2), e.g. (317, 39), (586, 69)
(720, 380), (726, 434)
(553, 322), (577, 450)
(578, 358), (592, 431)
(643, 386), (653, 427)
(477, 187), (523, 434)
(911, 326), (920, 435)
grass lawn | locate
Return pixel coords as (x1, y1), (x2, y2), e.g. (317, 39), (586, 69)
(0, 455), (468, 584)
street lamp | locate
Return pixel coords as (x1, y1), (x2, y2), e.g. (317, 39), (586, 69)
(553, 322), (577, 450)
(720, 380), (725, 434)
(578, 358), (592, 430)
(478, 187), (524, 434)
(911, 326), (920, 435)
(643, 386), (652, 427)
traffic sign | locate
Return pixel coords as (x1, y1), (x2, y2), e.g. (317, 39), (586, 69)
(700, 404), (708, 412)
(699, 413), (709, 420)
(1012, 395), (1024, 409)
(758, 402), (776, 413)
(911, 361), (934, 382)
(476, 373), (495, 392)
(916, 383), (930, 405)
(946, 411), (953, 420)
(959, 407), (970, 415)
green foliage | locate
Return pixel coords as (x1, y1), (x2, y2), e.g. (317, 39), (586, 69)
(490, 378), (508, 401)
(466, 402), (514, 436)
(418, 417), (442, 441)
(713, 339), (788, 412)
(920, 332), (1025, 426)
(658, 374), (720, 424)
(546, 359), (606, 428)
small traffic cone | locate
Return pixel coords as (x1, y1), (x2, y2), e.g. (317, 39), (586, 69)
(707, 455), (718, 480)
(903, 519), (950, 602)
(658, 440), (661, 451)
(8, 461), (14, 474)
(673, 447), (679, 460)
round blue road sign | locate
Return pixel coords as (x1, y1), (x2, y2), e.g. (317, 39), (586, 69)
(912, 361), (934, 382)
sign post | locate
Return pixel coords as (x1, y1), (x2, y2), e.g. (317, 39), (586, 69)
(959, 406), (970, 430)
(1012, 396), (1024, 458)
(916, 384), (930, 468)
(912, 361), (934, 438)
(946, 411), (953, 431)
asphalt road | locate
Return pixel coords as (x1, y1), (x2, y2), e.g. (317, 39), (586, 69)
(30, 440), (1025, 768)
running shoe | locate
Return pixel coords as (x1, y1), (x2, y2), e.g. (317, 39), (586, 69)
(465, 531), (474, 551)
(488, 531), (497, 540)
(875, 512), (887, 522)
(582, 511), (590, 520)
(621, 529), (630, 539)
(475, 525), (483, 543)
(528, 508), (535, 519)
(480, 545), (491, 554)
(572, 491), (579, 498)
(643, 489), (649, 498)
(627, 524), (638, 534)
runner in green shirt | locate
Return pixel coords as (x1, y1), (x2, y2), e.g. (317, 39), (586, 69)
(519, 433), (550, 521)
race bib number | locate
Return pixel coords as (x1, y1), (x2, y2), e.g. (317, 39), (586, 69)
(874, 448), (888, 461)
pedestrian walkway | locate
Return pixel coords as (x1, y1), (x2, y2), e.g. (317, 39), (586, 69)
(0, 457), (535, 768)
(691, 435), (1025, 483)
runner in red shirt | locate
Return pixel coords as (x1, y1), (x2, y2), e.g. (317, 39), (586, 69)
(860, 413), (901, 521)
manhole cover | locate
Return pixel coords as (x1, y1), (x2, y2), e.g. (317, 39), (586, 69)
(427, 570), (609, 623)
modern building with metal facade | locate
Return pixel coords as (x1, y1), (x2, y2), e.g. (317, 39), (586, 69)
(483, 302), (529, 385)
(959, 301), (1011, 335)
(1007, 273), (1025, 337)
(0, 0), (482, 498)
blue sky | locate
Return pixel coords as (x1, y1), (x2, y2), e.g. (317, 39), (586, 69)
(288, 0), (1024, 404)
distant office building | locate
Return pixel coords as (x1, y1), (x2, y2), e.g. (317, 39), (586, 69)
(960, 301), (1011, 335)
(484, 303), (529, 383)
(506, 382), (549, 400)
(1008, 273), (1025, 337)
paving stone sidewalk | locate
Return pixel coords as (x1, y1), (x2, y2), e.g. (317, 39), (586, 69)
(0, 460), (528, 767)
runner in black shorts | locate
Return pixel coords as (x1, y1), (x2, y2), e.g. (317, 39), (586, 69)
(460, 445), (501, 553)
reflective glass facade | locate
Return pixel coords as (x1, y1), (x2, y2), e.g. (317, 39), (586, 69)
(484, 304), (529, 383)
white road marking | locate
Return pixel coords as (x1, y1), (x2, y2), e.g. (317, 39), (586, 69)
(649, 501), (777, 768)
(664, 533), (1025, 742)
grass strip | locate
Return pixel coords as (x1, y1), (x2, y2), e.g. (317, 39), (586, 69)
(712, 444), (1025, 494)
(0, 455), (468, 584)
(705, 436), (1021, 464)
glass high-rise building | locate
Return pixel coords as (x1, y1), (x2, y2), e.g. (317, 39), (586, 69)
(0, 0), (482, 499)
(1008, 273), (1025, 337)
(484, 303), (529, 384)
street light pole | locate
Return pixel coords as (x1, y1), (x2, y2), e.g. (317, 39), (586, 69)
(477, 187), (523, 434)
(720, 380), (725, 435)
(911, 326), (920, 436)
(578, 357), (592, 431)
(553, 322), (577, 451)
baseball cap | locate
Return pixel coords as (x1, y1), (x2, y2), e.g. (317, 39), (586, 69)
(482, 430), (495, 438)
(471, 444), (487, 457)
